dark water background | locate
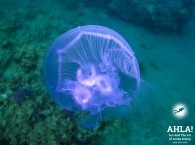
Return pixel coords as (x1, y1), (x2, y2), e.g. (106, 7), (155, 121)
(0, 0), (195, 145)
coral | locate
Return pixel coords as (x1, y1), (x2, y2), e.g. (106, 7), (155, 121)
(0, 1), (102, 144)
(11, 88), (31, 102)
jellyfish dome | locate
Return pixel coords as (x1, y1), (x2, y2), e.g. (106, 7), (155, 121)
(43, 25), (140, 128)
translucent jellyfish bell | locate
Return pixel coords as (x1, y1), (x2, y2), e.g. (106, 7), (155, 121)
(43, 25), (140, 128)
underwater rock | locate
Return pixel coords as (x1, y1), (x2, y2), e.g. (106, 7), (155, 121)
(43, 25), (140, 128)
(81, 0), (194, 33)
(108, 0), (193, 33)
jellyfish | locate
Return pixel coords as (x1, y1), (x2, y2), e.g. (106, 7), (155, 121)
(43, 25), (140, 128)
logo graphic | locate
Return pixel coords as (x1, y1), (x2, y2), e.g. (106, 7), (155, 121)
(167, 103), (193, 144)
(172, 103), (188, 119)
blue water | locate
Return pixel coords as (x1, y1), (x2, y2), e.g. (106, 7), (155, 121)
(0, 0), (195, 145)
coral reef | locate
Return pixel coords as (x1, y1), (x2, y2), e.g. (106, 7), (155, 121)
(11, 88), (31, 102)
(0, 1), (117, 144)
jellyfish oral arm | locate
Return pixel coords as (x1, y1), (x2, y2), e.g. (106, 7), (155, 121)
(73, 85), (91, 104)
(56, 64), (118, 108)
(96, 76), (112, 94)
(77, 66), (96, 87)
(76, 65), (114, 93)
